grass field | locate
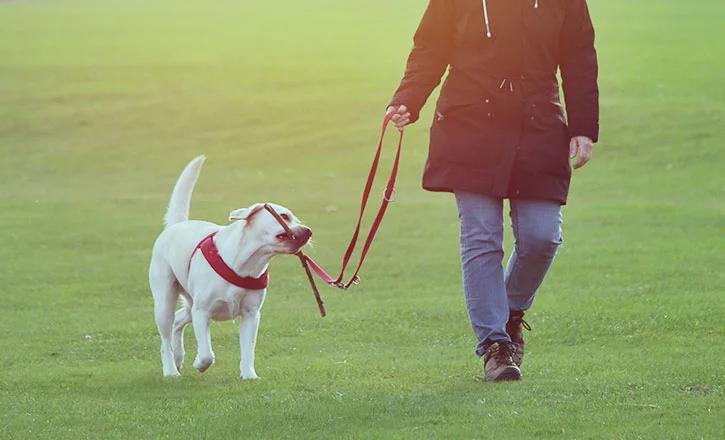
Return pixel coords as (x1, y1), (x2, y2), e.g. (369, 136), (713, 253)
(1, 0), (723, 438)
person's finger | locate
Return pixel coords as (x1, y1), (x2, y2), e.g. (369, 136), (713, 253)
(569, 138), (579, 159)
(387, 105), (407, 115)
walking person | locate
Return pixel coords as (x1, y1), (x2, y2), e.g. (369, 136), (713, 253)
(388, 0), (599, 381)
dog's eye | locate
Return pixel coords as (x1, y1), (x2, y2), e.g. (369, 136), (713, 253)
(280, 213), (291, 222)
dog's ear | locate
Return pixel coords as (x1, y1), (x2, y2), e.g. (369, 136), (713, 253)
(228, 203), (264, 222)
(228, 208), (247, 222)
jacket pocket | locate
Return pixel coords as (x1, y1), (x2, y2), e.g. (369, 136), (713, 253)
(430, 93), (503, 168)
(532, 100), (567, 129)
(435, 85), (493, 119)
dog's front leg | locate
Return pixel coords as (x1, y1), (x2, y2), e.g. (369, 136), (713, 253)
(239, 308), (261, 380)
(191, 307), (215, 373)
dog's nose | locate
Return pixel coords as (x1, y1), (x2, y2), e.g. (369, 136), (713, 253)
(297, 226), (312, 242)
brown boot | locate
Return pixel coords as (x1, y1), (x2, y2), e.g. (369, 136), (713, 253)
(506, 310), (532, 367)
(483, 342), (522, 382)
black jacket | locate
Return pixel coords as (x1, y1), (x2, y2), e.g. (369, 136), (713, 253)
(390, 0), (599, 204)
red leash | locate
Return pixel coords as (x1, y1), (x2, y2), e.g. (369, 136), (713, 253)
(305, 112), (403, 289)
(264, 113), (403, 316)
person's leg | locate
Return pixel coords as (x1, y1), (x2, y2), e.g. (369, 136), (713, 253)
(454, 191), (510, 357)
(505, 199), (563, 312)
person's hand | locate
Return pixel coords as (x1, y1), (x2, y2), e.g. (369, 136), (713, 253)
(569, 136), (594, 169)
(386, 105), (411, 132)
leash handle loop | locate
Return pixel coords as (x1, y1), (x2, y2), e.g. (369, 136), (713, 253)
(333, 113), (396, 285)
(279, 114), (403, 315)
(334, 113), (403, 289)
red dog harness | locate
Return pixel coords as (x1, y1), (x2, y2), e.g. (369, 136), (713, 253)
(189, 232), (269, 290)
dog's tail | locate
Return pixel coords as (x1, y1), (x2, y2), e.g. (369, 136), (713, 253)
(164, 155), (206, 227)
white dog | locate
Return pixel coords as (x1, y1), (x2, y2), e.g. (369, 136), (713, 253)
(149, 156), (311, 379)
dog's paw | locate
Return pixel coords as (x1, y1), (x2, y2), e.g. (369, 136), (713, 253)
(174, 354), (185, 371)
(193, 355), (214, 373)
(241, 372), (259, 380)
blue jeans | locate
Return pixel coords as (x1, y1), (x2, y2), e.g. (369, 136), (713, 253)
(455, 191), (563, 356)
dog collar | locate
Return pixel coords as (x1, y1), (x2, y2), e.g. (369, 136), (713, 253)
(190, 233), (269, 290)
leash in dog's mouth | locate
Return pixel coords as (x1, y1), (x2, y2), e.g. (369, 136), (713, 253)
(262, 112), (403, 318)
(264, 204), (298, 242)
(264, 204), (296, 239)
(275, 231), (295, 241)
(265, 205), (309, 245)
(264, 203), (327, 318)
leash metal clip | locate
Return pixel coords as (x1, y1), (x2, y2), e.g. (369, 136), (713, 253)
(384, 188), (397, 203)
(334, 275), (360, 290)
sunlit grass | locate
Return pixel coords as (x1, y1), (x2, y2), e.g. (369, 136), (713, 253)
(0, 0), (723, 438)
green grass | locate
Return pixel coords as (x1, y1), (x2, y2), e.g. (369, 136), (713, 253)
(1, 0), (723, 438)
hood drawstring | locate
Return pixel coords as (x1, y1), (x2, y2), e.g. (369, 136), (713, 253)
(483, 0), (540, 38)
(482, 0), (492, 38)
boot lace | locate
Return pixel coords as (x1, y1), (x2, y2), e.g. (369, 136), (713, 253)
(489, 342), (517, 365)
(520, 318), (532, 331)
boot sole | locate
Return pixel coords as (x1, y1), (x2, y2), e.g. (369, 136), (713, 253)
(489, 366), (522, 382)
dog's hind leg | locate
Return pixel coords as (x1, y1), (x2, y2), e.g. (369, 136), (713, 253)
(150, 255), (181, 377)
(172, 293), (192, 371)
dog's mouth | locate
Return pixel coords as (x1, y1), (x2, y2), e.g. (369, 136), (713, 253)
(275, 232), (295, 241)
(276, 227), (312, 251)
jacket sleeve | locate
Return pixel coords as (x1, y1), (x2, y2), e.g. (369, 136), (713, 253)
(559, 0), (599, 142)
(389, 0), (454, 124)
